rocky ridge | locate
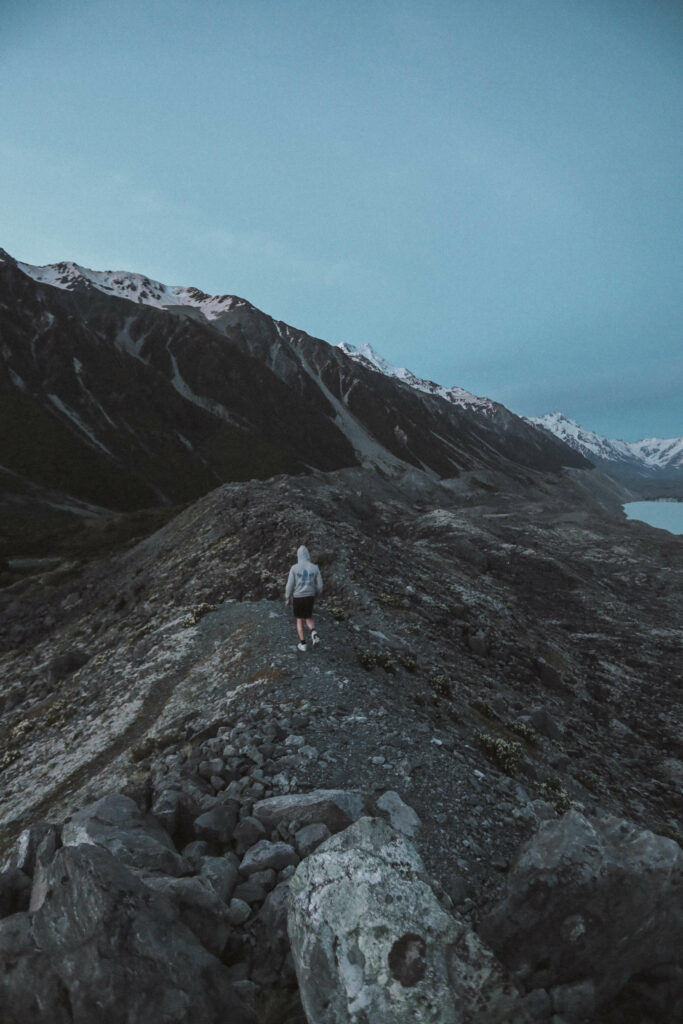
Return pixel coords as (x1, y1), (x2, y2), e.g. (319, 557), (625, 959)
(0, 463), (681, 1022)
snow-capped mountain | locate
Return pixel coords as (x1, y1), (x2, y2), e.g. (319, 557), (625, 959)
(531, 412), (683, 497)
(0, 246), (589, 538)
(15, 255), (249, 321)
(338, 342), (494, 413)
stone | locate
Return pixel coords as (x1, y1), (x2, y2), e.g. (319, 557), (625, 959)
(47, 648), (89, 685)
(227, 898), (251, 925)
(0, 844), (249, 1024)
(294, 822), (331, 858)
(239, 840), (298, 876)
(288, 817), (530, 1023)
(233, 879), (267, 905)
(150, 787), (181, 836)
(198, 758), (225, 780)
(182, 839), (214, 868)
(480, 810), (683, 1009)
(253, 789), (366, 834)
(468, 631), (489, 656)
(248, 868), (276, 891)
(376, 791), (421, 838)
(4, 822), (59, 877)
(199, 855), (239, 902)
(61, 793), (186, 876)
(192, 801), (239, 846)
(528, 706), (564, 741)
(232, 815), (267, 855)
(142, 875), (233, 959)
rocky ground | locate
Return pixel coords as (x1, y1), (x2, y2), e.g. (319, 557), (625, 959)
(0, 463), (681, 1022)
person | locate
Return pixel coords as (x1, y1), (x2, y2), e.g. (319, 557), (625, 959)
(285, 545), (323, 651)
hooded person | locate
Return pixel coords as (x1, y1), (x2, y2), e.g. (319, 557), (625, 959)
(285, 545), (323, 651)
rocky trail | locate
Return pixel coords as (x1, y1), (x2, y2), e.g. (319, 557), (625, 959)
(0, 465), (681, 1022)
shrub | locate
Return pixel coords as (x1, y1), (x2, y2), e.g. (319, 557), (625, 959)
(475, 731), (523, 775)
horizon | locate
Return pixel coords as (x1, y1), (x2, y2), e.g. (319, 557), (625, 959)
(2, 0), (681, 441)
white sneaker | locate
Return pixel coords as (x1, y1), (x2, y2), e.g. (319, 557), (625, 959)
(297, 642), (307, 652)
(311, 631), (320, 646)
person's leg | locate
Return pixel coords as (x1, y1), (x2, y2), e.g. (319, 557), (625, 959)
(297, 618), (306, 642)
(305, 618), (315, 632)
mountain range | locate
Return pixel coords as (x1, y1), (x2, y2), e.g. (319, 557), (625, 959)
(0, 247), (592, 557)
(531, 412), (683, 498)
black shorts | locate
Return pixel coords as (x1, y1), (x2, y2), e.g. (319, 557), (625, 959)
(292, 596), (315, 619)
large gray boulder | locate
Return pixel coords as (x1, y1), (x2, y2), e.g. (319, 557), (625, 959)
(288, 816), (529, 1024)
(0, 844), (248, 1024)
(253, 789), (366, 833)
(480, 810), (683, 1014)
(62, 793), (187, 876)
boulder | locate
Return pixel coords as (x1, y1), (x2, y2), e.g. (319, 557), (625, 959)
(192, 801), (239, 846)
(239, 840), (298, 877)
(294, 822), (331, 857)
(61, 793), (186, 876)
(0, 844), (248, 1024)
(288, 816), (529, 1023)
(199, 855), (239, 902)
(232, 815), (267, 855)
(376, 790), (421, 838)
(253, 789), (366, 834)
(479, 810), (683, 1011)
(142, 875), (232, 958)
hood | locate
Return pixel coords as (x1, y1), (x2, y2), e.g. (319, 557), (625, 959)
(297, 545), (311, 563)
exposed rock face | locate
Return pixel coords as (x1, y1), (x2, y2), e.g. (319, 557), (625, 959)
(480, 810), (683, 1016)
(288, 816), (530, 1024)
(61, 793), (187, 875)
(0, 843), (248, 1024)
(253, 789), (367, 834)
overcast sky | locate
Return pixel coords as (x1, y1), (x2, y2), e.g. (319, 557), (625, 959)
(2, 0), (681, 439)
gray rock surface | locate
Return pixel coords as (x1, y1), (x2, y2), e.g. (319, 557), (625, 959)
(253, 789), (366, 833)
(239, 839), (298, 876)
(480, 809), (683, 1010)
(288, 816), (529, 1024)
(0, 844), (248, 1024)
(62, 793), (186, 876)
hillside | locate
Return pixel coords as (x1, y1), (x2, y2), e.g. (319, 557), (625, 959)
(0, 463), (681, 1022)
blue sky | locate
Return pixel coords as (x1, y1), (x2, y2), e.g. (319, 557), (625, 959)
(2, 0), (681, 440)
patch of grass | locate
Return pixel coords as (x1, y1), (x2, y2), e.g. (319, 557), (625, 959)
(328, 604), (349, 621)
(398, 653), (418, 673)
(183, 602), (217, 627)
(377, 591), (405, 610)
(537, 777), (573, 814)
(358, 649), (396, 673)
(475, 731), (524, 775)
(506, 720), (538, 745)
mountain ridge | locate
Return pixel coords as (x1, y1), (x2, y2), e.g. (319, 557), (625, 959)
(531, 411), (683, 498)
(0, 247), (590, 563)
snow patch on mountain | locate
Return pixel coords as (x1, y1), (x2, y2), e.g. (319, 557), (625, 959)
(531, 412), (683, 471)
(338, 342), (494, 412)
(17, 259), (242, 321)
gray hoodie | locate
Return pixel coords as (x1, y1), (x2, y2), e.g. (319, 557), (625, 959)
(285, 545), (323, 600)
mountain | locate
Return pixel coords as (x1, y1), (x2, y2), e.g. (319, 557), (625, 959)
(0, 248), (589, 557)
(0, 463), (680, 1022)
(531, 412), (683, 498)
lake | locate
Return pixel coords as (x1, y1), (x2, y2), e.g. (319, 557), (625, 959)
(623, 501), (683, 535)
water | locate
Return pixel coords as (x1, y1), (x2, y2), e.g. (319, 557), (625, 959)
(623, 501), (683, 535)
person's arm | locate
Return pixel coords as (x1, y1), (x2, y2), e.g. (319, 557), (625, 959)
(285, 567), (295, 602)
(316, 567), (323, 596)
